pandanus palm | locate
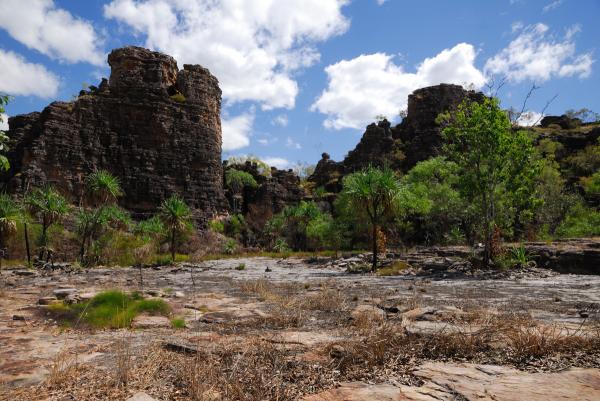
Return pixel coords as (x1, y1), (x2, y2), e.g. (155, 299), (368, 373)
(338, 165), (401, 272)
(26, 186), (69, 252)
(159, 195), (192, 261)
(85, 169), (123, 206)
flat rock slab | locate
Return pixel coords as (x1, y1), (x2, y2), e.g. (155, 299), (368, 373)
(303, 382), (404, 401)
(304, 363), (600, 401)
(131, 315), (171, 329)
(126, 392), (158, 401)
(410, 362), (600, 401)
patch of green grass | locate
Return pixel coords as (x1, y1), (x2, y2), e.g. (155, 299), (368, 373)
(376, 261), (411, 276)
(153, 253), (189, 266)
(235, 263), (246, 270)
(46, 290), (170, 329)
(171, 318), (186, 329)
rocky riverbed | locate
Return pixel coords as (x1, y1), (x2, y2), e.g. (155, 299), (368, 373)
(1, 256), (600, 400)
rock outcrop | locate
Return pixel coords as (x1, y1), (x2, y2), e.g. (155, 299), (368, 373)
(224, 161), (306, 232)
(309, 84), (484, 191)
(3, 46), (227, 220)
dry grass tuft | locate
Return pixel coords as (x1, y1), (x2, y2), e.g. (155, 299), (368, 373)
(46, 350), (80, 389)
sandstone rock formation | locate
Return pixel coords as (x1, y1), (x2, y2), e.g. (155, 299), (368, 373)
(3, 46), (227, 220)
(224, 161), (306, 232)
(309, 84), (484, 191)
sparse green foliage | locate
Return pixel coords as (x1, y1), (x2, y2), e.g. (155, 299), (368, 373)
(337, 165), (401, 271)
(170, 92), (186, 103)
(208, 218), (225, 234)
(0, 193), (20, 252)
(235, 263), (246, 270)
(582, 171), (600, 196)
(159, 194), (193, 262)
(225, 168), (258, 212)
(223, 238), (237, 254)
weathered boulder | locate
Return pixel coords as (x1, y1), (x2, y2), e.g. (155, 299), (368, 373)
(3, 46), (227, 220)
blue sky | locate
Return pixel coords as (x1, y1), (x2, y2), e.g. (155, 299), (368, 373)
(0, 0), (598, 169)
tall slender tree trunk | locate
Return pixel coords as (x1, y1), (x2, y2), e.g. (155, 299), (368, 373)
(371, 223), (378, 272)
(170, 229), (176, 262)
(24, 223), (31, 268)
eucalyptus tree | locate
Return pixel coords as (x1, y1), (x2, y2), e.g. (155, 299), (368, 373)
(438, 98), (541, 266)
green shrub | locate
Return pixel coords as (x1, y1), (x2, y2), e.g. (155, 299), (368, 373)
(556, 203), (600, 237)
(223, 238), (237, 254)
(208, 219), (225, 234)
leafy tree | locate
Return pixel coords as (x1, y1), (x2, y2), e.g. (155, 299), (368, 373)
(337, 165), (401, 271)
(0, 95), (12, 171)
(0, 193), (19, 254)
(397, 157), (465, 244)
(439, 97), (540, 266)
(26, 186), (69, 254)
(159, 194), (193, 261)
(225, 168), (257, 212)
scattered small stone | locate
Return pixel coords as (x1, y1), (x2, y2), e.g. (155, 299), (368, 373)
(579, 311), (590, 318)
(38, 296), (58, 305)
(53, 288), (78, 299)
(173, 291), (185, 298)
(329, 344), (346, 359)
(265, 266), (272, 272)
(163, 341), (199, 354)
(12, 315), (26, 321)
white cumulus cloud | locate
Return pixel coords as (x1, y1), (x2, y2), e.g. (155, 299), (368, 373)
(0, 0), (104, 65)
(0, 49), (59, 97)
(263, 157), (290, 169)
(311, 43), (486, 130)
(104, 0), (350, 110)
(0, 113), (8, 131)
(222, 111), (254, 152)
(516, 111), (544, 127)
(484, 23), (593, 83)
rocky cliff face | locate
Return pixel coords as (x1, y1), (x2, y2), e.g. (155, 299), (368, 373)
(309, 84), (483, 191)
(3, 46), (227, 220)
